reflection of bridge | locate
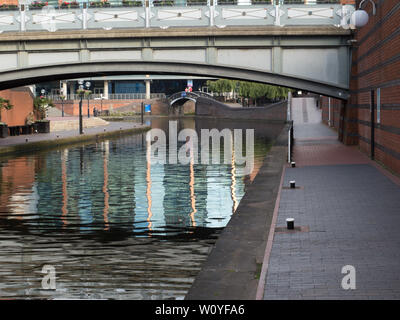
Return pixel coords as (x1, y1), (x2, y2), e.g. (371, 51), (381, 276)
(0, 1), (355, 99)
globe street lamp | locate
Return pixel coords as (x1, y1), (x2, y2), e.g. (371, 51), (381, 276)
(351, 0), (376, 28)
(78, 80), (84, 135)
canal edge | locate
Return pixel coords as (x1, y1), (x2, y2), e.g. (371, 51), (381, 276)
(255, 164), (286, 300)
(186, 124), (290, 300)
(0, 125), (151, 158)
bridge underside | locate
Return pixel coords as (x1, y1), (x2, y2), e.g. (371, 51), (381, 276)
(0, 27), (352, 99)
(0, 61), (349, 99)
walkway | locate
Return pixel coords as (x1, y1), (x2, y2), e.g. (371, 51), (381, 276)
(0, 119), (148, 150)
(261, 97), (400, 299)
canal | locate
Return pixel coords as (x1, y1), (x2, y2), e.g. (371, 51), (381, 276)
(0, 117), (284, 299)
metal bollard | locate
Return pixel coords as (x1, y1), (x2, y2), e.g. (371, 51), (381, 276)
(286, 218), (294, 230)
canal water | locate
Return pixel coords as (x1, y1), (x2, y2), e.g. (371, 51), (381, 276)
(0, 118), (283, 299)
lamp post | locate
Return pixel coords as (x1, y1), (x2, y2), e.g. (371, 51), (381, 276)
(86, 81), (91, 118)
(78, 80), (84, 135)
(60, 89), (65, 117)
(100, 94), (104, 114)
(40, 89), (47, 119)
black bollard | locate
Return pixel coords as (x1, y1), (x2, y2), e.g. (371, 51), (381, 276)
(286, 218), (294, 230)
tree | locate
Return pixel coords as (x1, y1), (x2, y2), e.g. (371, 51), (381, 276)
(0, 97), (13, 124)
(206, 79), (238, 101)
(34, 96), (54, 120)
(207, 79), (293, 106)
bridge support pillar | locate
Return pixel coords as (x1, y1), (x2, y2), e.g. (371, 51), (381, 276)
(145, 77), (151, 100)
(69, 82), (74, 99)
(103, 80), (109, 99)
(62, 81), (67, 97)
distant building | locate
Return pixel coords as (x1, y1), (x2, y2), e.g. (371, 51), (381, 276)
(36, 75), (212, 99)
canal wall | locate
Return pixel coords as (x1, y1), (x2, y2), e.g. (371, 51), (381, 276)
(186, 123), (290, 300)
(54, 98), (170, 116)
(195, 97), (287, 122)
(0, 123), (150, 158)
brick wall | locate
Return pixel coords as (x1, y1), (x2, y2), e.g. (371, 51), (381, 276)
(0, 1), (19, 5)
(320, 0), (400, 174)
(54, 98), (169, 116)
(321, 96), (341, 130)
(353, 0), (400, 173)
(0, 87), (36, 126)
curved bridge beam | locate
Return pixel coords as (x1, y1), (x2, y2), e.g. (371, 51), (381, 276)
(169, 97), (198, 106)
(0, 61), (349, 100)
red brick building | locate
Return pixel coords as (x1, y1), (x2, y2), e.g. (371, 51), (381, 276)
(0, 87), (36, 126)
(321, 0), (400, 174)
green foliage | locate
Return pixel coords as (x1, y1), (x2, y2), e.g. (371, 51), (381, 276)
(122, 0), (143, 6)
(0, 97), (13, 111)
(89, 1), (111, 8)
(206, 79), (237, 95)
(206, 79), (293, 106)
(34, 96), (54, 120)
(153, 0), (174, 6)
(76, 89), (92, 97)
(0, 97), (13, 122)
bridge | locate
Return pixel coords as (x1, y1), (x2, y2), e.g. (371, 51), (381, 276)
(168, 91), (214, 106)
(0, 1), (356, 99)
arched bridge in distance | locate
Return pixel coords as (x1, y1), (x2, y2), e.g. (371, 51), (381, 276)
(168, 91), (215, 106)
(0, 1), (356, 100)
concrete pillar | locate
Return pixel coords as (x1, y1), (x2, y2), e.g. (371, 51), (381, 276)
(145, 76), (151, 100)
(328, 97), (332, 127)
(69, 82), (75, 99)
(103, 80), (109, 99)
(62, 81), (67, 97)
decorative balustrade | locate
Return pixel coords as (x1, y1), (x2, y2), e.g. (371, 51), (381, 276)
(0, 1), (354, 33)
(48, 92), (166, 101)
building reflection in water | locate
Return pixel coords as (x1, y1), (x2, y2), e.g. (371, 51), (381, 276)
(61, 149), (68, 227)
(102, 141), (110, 231)
(0, 120), (272, 234)
(0, 118), (278, 299)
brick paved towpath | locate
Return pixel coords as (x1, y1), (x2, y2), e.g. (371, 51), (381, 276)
(260, 97), (400, 300)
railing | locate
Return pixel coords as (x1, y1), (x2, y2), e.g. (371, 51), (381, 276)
(48, 92), (166, 101)
(0, 1), (354, 33)
(168, 90), (214, 101)
(0, 0), (345, 10)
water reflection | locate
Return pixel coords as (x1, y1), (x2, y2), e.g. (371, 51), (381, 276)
(0, 118), (282, 299)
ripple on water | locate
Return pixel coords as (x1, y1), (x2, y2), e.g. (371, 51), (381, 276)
(0, 118), (279, 299)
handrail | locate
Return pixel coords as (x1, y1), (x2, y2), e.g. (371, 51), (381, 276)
(48, 93), (166, 101)
(0, 1), (354, 33)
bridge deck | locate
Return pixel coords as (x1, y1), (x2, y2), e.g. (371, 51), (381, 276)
(0, 26), (352, 42)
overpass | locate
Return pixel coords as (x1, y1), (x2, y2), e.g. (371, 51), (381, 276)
(0, 1), (356, 99)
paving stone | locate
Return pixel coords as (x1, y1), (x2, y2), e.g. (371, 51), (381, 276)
(264, 98), (400, 300)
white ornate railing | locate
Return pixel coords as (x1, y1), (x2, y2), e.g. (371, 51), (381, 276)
(48, 92), (166, 100)
(0, 1), (355, 33)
